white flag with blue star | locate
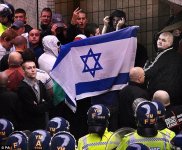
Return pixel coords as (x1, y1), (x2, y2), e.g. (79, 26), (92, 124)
(50, 26), (138, 111)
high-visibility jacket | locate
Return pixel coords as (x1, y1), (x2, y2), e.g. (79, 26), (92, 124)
(160, 128), (175, 141)
(78, 128), (113, 150)
(116, 131), (171, 150)
(0, 23), (7, 36)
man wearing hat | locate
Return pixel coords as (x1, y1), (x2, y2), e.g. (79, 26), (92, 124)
(11, 20), (25, 36)
(51, 13), (68, 44)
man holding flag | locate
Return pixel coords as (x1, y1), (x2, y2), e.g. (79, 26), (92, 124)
(50, 26), (138, 112)
(51, 26), (138, 139)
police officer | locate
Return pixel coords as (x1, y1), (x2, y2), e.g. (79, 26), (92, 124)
(116, 101), (171, 149)
(50, 131), (77, 150)
(78, 104), (113, 150)
(171, 132), (182, 150)
(0, 3), (14, 35)
(46, 116), (70, 136)
(152, 101), (175, 140)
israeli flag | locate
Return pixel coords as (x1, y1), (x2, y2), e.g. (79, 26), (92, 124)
(50, 26), (138, 111)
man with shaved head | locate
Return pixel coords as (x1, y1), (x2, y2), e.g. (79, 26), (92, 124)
(144, 31), (182, 105)
(152, 90), (182, 134)
(153, 90), (170, 107)
(0, 72), (21, 129)
(3, 51), (24, 91)
(118, 67), (149, 128)
(13, 35), (27, 53)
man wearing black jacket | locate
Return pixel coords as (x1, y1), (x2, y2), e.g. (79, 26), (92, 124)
(144, 32), (182, 105)
(67, 7), (88, 42)
(17, 61), (54, 131)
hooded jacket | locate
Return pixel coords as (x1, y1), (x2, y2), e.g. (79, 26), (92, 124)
(38, 35), (60, 74)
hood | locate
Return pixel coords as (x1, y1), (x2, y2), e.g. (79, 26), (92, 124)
(42, 35), (60, 57)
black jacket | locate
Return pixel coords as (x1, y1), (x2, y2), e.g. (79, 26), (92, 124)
(17, 80), (53, 131)
(118, 81), (149, 128)
(0, 87), (22, 129)
(145, 47), (182, 105)
(66, 24), (83, 43)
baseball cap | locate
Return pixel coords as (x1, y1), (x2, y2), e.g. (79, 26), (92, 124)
(11, 20), (24, 29)
(74, 34), (87, 41)
(52, 13), (64, 27)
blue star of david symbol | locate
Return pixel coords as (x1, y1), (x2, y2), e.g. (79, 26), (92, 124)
(80, 48), (103, 77)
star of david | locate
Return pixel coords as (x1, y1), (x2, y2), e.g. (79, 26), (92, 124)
(80, 48), (103, 77)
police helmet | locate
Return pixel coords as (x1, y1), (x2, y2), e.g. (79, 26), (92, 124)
(171, 132), (182, 149)
(0, 4), (13, 18)
(126, 143), (150, 150)
(28, 129), (51, 150)
(135, 101), (158, 127)
(46, 117), (70, 136)
(132, 98), (148, 116)
(50, 131), (77, 150)
(0, 118), (14, 142)
(87, 104), (110, 126)
(6, 131), (28, 150)
(151, 101), (166, 119)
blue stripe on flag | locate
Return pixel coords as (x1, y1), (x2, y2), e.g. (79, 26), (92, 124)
(53, 26), (138, 70)
(75, 73), (129, 95)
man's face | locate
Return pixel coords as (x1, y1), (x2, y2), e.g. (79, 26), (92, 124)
(112, 16), (123, 28)
(40, 11), (51, 25)
(14, 13), (26, 23)
(157, 34), (172, 50)
(23, 62), (37, 79)
(29, 29), (40, 45)
(77, 12), (87, 29)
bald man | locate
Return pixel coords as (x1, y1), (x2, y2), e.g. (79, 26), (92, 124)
(13, 35), (27, 53)
(3, 51), (24, 91)
(0, 72), (22, 129)
(118, 67), (149, 129)
(144, 32), (182, 105)
(152, 90), (182, 134)
(153, 90), (170, 107)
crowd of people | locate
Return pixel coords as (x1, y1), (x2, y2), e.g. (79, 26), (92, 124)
(0, 0), (182, 149)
